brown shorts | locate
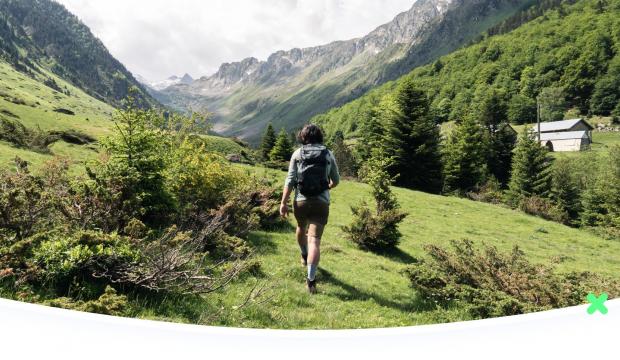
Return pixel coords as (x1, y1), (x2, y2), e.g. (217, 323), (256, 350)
(293, 199), (330, 238)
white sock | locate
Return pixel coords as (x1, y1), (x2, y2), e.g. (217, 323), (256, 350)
(307, 264), (317, 281)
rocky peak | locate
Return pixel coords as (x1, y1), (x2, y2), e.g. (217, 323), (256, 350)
(180, 73), (193, 84)
(189, 0), (455, 93)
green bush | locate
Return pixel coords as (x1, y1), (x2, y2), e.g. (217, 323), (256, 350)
(0, 158), (62, 240)
(0, 102), (273, 317)
(250, 187), (289, 231)
(343, 202), (407, 251)
(32, 230), (140, 286)
(165, 139), (248, 214)
(466, 177), (504, 205)
(405, 240), (620, 318)
(95, 103), (175, 227)
(45, 285), (130, 316)
(518, 196), (568, 224)
(342, 152), (406, 251)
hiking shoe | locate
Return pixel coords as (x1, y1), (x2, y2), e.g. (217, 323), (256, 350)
(306, 278), (317, 294)
(301, 253), (308, 266)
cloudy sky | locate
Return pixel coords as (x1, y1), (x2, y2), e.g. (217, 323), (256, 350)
(55, 0), (415, 81)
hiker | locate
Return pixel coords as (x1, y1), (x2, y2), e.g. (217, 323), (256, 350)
(280, 124), (340, 294)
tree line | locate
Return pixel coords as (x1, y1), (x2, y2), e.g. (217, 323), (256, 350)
(313, 0), (620, 140)
(260, 74), (619, 237)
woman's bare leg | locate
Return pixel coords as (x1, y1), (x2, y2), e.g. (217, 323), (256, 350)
(296, 225), (308, 265)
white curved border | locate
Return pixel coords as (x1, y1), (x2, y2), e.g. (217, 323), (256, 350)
(1, 297), (617, 359)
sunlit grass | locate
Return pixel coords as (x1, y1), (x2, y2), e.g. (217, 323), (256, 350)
(132, 170), (620, 329)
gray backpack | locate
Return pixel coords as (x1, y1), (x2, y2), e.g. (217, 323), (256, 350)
(297, 146), (330, 197)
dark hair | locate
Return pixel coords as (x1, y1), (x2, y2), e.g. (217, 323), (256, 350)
(298, 124), (324, 145)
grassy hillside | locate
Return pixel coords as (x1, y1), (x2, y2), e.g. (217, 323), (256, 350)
(0, 0), (156, 108)
(129, 170), (619, 328)
(314, 0), (620, 140)
(0, 58), (113, 170)
(0, 58), (252, 171)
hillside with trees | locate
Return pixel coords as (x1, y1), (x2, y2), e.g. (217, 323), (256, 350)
(0, 0), (156, 108)
(314, 0), (620, 137)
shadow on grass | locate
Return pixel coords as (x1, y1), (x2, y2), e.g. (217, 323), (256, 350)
(246, 232), (280, 254)
(247, 222), (295, 255)
(319, 269), (435, 313)
(127, 289), (211, 323)
(374, 247), (418, 265)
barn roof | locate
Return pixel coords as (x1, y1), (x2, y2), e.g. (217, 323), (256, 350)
(539, 131), (589, 141)
(532, 119), (594, 133)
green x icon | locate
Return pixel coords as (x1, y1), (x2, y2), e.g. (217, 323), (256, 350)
(587, 293), (608, 315)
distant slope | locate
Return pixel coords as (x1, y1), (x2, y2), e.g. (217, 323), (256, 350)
(0, 57), (249, 171)
(0, 56), (115, 170)
(156, 0), (533, 143)
(0, 0), (157, 108)
(314, 0), (620, 139)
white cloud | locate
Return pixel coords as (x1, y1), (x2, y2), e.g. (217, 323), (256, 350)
(54, 0), (414, 81)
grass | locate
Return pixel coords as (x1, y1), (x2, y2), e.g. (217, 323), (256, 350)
(203, 135), (251, 157)
(0, 60), (114, 137)
(0, 58), (252, 172)
(129, 170), (620, 329)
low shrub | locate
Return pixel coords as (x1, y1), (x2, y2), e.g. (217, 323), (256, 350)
(31, 230), (140, 288)
(518, 196), (568, 224)
(44, 285), (130, 316)
(405, 239), (620, 318)
(0, 102), (271, 317)
(48, 129), (96, 145)
(165, 139), (248, 214)
(0, 158), (61, 240)
(0, 118), (56, 153)
(250, 187), (288, 231)
(342, 153), (407, 251)
(343, 202), (406, 250)
(467, 178), (504, 205)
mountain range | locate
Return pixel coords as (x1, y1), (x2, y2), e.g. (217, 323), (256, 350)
(138, 73), (194, 92)
(153, 0), (534, 142)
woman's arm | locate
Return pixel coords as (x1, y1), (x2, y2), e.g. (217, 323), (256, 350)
(280, 151), (298, 218)
(280, 186), (293, 218)
(328, 150), (341, 189)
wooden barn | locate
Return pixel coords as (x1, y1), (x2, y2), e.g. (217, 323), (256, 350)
(532, 119), (594, 152)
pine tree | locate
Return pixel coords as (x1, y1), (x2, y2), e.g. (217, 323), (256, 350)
(331, 131), (357, 178)
(474, 87), (516, 186)
(355, 108), (384, 162)
(507, 129), (553, 205)
(581, 145), (620, 228)
(342, 147), (406, 251)
(380, 78), (443, 193)
(487, 126), (517, 187)
(289, 130), (298, 147)
(550, 158), (581, 224)
(580, 180), (607, 227)
(260, 123), (276, 160)
(442, 116), (488, 194)
(269, 129), (294, 162)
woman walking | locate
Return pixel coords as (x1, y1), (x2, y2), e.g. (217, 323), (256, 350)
(280, 124), (340, 294)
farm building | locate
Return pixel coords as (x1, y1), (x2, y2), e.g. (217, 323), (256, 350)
(532, 118), (594, 152)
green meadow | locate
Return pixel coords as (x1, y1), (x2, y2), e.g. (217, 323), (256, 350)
(131, 170), (619, 329)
